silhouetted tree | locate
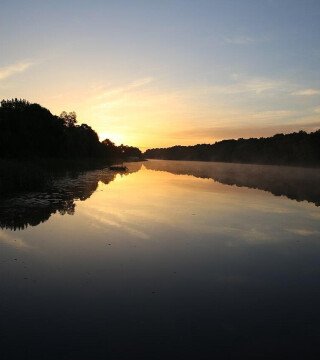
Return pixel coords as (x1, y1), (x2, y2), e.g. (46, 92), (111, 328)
(144, 130), (320, 167)
(101, 139), (143, 161)
(59, 111), (77, 127)
(0, 98), (142, 161)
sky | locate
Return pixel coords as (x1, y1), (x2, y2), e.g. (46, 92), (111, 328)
(0, 0), (320, 149)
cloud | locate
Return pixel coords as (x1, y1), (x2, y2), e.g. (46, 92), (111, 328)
(71, 72), (319, 148)
(224, 35), (256, 45)
(292, 88), (320, 96)
(78, 76), (168, 144)
(130, 77), (154, 88)
(286, 228), (319, 236)
(0, 60), (34, 81)
(210, 76), (286, 95)
(95, 77), (154, 100)
(210, 74), (320, 99)
(223, 35), (269, 45)
(0, 231), (31, 250)
(250, 110), (296, 120)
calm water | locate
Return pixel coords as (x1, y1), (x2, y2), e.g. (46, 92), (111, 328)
(1, 160), (320, 359)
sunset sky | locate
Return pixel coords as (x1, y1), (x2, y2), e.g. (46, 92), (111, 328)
(1, 0), (320, 149)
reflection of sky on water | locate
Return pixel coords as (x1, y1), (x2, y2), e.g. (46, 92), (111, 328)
(1, 160), (320, 358)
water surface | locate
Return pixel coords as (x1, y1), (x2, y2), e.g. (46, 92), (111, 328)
(1, 160), (320, 359)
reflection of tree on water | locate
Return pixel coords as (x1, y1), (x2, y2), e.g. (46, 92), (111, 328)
(0, 164), (142, 231)
(4, 159), (317, 231)
(144, 160), (320, 206)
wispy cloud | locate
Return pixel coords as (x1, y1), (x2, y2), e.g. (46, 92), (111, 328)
(96, 77), (154, 100)
(130, 77), (154, 88)
(292, 88), (320, 96)
(223, 35), (269, 45)
(0, 60), (34, 81)
(0, 231), (31, 250)
(285, 228), (319, 236)
(68, 71), (320, 148)
(250, 110), (296, 120)
(210, 76), (286, 95)
(224, 35), (256, 45)
(210, 75), (320, 100)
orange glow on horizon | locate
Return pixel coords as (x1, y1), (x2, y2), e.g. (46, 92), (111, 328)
(39, 78), (320, 151)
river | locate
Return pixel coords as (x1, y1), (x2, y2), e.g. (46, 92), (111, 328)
(1, 160), (320, 359)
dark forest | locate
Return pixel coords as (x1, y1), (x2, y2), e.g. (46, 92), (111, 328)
(0, 98), (142, 161)
(145, 130), (320, 167)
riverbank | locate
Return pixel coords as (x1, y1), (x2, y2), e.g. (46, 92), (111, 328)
(0, 158), (114, 194)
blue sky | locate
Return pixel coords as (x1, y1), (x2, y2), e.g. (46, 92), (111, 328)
(1, 0), (320, 148)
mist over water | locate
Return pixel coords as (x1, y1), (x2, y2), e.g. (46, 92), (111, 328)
(1, 160), (320, 359)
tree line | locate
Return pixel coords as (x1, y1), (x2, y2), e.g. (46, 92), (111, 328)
(0, 98), (142, 161)
(144, 130), (320, 167)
